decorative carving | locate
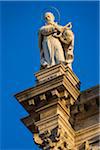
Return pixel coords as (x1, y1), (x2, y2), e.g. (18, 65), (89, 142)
(60, 90), (69, 99)
(79, 141), (91, 150)
(34, 132), (43, 145)
(85, 141), (91, 150)
(51, 89), (60, 98)
(40, 94), (46, 101)
(28, 99), (35, 105)
(39, 12), (74, 69)
(33, 126), (73, 150)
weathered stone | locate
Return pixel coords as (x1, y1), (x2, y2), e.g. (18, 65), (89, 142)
(15, 64), (99, 150)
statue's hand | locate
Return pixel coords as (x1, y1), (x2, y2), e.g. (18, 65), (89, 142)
(65, 22), (72, 29)
(54, 28), (58, 33)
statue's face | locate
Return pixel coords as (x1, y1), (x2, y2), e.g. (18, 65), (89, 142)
(44, 12), (54, 23)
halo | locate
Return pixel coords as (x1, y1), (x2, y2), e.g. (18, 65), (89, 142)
(41, 7), (61, 24)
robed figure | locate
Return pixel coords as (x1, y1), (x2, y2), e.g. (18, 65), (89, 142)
(38, 12), (74, 69)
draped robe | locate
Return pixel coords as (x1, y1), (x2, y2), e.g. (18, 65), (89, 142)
(38, 24), (65, 67)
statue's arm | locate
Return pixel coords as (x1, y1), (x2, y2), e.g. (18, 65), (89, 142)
(40, 25), (56, 36)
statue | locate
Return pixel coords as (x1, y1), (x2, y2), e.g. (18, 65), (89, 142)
(38, 12), (74, 69)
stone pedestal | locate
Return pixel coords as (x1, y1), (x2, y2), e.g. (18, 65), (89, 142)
(15, 64), (100, 150)
(15, 63), (80, 150)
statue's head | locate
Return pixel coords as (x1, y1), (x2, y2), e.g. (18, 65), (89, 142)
(44, 12), (55, 23)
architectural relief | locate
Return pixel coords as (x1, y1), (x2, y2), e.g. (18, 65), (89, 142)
(39, 12), (74, 69)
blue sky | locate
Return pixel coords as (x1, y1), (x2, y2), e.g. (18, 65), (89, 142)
(0, 1), (99, 150)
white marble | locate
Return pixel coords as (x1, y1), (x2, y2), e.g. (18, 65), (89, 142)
(38, 12), (74, 69)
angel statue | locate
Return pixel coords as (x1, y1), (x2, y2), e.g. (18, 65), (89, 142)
(38, 12), (74, 69)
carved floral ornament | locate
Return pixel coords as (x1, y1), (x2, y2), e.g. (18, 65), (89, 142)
(33, 125), (73, 150)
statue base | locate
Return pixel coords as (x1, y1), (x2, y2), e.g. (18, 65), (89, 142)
(15, 63), (80, 149)
(15, 63), (100, 150)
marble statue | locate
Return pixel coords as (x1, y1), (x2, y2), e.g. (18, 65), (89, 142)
(38, 12), (74, 69)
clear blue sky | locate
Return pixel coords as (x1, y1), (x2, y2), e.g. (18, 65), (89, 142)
(0, 1), (99, 150)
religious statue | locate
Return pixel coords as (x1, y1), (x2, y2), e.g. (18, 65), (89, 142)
(38, 12), (74, 69)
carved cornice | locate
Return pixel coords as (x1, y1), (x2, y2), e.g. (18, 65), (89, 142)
(15, 64), (80, 104)
(70, 85), (99, 131)
(75, 124), (100, 147)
